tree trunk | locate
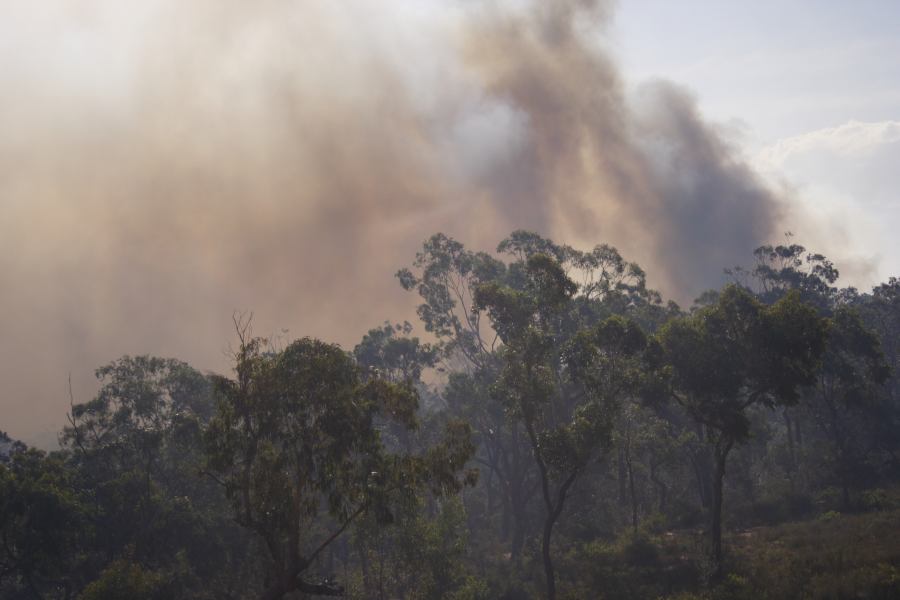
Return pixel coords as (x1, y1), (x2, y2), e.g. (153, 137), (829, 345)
(649, 463), (667, 513)
(541, 517), (557, 600)
(709, 440), (732, 581)
(538, 473), (576, 600)
(359, 540), (372, 597)
(783, 409), (796, 488)
(626, 444), (638, 534)
(688, 427), (714, 510)
(486, 466), (496, 522)
(710, 456), (724, 580)
(827, 399), (853, 511)
(690, 451), (712, 510)
(525, 416), (577, 600)
(617, 447), (628, 504)
(508, 480), (530, 559)
(507, 422), (531, 559)
(510, 505), (526, 560)
(499, 482), (511, 541)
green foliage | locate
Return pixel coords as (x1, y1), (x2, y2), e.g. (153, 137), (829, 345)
(658, 285), (830, 576)
(350, 497), (488, 599)
(805, 307), (891, 507)
(78, 561), (167, 600)
(0, 448), (88, 597)
(205, 334), (474, 598)
(52, 354), (249, 599)
(723, 507), (900, 599)
(354, 321), (438, 385)
(473, 249), (657, 599)
(396, 233), (506, 367)
(5, 230), (900, 600)
(727, 234), (839, 309)
(660, 286), (829, 435)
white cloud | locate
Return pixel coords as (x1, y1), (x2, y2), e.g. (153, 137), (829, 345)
(758, 120), (900, 165)
(755, 120), (900, 288)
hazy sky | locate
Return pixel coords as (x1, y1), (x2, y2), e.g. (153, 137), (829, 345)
(617, 0), (900, 137)
(615, 0), (900, 280)
(0, 0), (897, 444)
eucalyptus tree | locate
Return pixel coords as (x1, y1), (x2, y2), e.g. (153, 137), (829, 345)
(657, 285), (829, 578)
(731, 241), (897, 498)
(62, 355), (215, 491)
(398, 231), (668, 561)
(475, 253), (653, 599)
(0, 448), (87, 599)
(204, 333), (475, 599)
(354, 321), (438, 387)
(59, 356), (243, 597)
(807, 307), (890, 507)
(351, 322), (485, 598)
(726, 235), (839, 310)
(396, 233), (506, 371)
(864, 278), (900, 382)
(398, 233), (536, 556)
(354, 320), (440, 457)
(613, 402), (688, 531)
(856, 278), (900, 475)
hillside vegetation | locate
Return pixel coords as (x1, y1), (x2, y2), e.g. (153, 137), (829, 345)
(1, 231), (898, 600)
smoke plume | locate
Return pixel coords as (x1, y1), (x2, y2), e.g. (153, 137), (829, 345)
(0, 0), (783, 440)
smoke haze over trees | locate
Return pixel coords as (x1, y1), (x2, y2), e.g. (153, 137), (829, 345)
(1, 3), (899, 597)
(0, 0), (818, 441)
(1, 230), (899, 599)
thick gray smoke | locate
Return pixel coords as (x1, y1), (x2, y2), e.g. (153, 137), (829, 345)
(461, 1), (778, 290)
(0, 0), (782, 441)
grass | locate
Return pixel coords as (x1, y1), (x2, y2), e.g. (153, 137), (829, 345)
(554, 497), (900, 599)
(718, 507), (900, 599)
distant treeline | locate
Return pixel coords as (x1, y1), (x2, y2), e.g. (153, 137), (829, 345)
(2, 231), (899, 600)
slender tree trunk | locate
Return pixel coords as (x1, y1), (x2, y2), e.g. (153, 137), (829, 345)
(783, 409), (796, 488)
(499, 482), (511, 541)
(617, 447), (628, 504)
(525, 415), (577, 600)
(826, 397), (853, 511)
(709, 440), (732, 581)
(533, 452), (558, 600)
(359, 539), (372, 597)
(508, 462), (529, 560)
(691, 455), (712, 509)
(377, 541), (386, 600)
(626, 444), (638, 533)
(689, 440), (713, 510)
(710, 456), (725, 580)
(538, 472), (577, 600)
(507, 424), (532, 560)
(486, 465), (496, 521)
(541, 516), (557, 600)
(649, 462), (667, 513)
(510, 497), (526, 560)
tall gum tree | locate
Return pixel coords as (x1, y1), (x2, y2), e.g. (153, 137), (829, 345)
(398, 233), (538, 557)
(204, 332), (475, 599)
(397, 231), (673, 561)
(475, 253), (654, 600)
(657, 285), (829, 579)
(729, 241), (894, 503)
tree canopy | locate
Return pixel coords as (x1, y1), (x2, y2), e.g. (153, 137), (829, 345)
(2, 231), (898, 600)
